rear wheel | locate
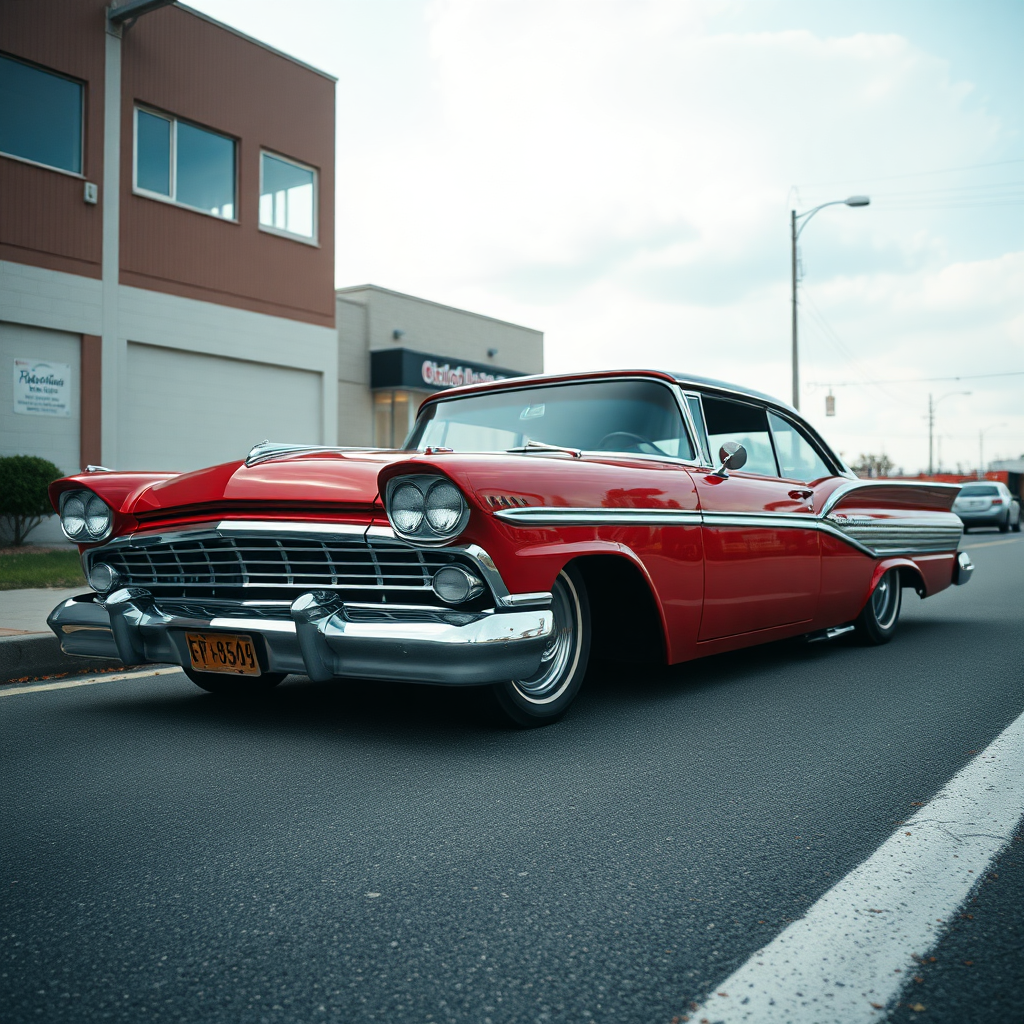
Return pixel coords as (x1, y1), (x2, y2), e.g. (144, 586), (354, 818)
(855, 568), (902, 645)
(999, 512), (1010, 533)
(184, 666), (286, 695)
(491, 565), (590, 727)
(1013, 508), (1022, 532)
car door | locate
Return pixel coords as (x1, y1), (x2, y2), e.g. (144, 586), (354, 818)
(688, 392), (822, 640)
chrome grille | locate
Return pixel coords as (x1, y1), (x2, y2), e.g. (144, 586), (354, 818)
(98, 535), (461, 596)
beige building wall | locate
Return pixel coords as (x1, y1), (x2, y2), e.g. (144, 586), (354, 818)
(335, 284), (544, 447)
(337, 285), (543, 372)
(336, 295), (372, 445)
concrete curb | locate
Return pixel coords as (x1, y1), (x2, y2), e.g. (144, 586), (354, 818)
(0, 633), (132, 684)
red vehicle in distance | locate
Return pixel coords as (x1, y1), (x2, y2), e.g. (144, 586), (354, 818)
(47, 370), (972, 726)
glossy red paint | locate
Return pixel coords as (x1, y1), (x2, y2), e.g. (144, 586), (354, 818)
(132, 453), (397, 514)
(828, 481), (958, 514)
(46, 371), (966, 671)
(692, 470), (819, 640)
(376, 452), (705, 661)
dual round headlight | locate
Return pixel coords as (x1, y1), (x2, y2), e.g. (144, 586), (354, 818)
(59, 489), (113, 542)
(386, 476), (468, 541)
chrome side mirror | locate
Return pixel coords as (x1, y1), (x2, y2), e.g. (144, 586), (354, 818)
(713, 441), (747, 478)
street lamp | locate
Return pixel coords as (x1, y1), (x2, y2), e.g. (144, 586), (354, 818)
(978, 423), (1005, 480)
(791, 195), (870, 410)
(928, 391), (971, 476)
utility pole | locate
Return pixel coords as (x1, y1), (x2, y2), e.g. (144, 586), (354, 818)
(979, 423), (1006, 480)
(790, 195), (869, 411)
(791, 210), (799, 411)
(929, 391), (971, 476)
(928, 393), (934, 476)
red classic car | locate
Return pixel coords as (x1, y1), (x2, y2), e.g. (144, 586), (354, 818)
(47, 370), (972, 726)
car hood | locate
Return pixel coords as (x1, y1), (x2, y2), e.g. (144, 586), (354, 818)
(125, 450), (408, 515)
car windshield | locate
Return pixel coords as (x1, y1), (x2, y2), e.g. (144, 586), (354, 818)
(959, 484), (998, 496)
(405, 380), (695, 459)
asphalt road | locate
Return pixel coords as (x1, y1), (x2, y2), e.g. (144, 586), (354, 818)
(1, 531), (1022, 1023)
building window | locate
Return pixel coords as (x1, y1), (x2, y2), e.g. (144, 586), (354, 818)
(133, 107), (236, 220)
(373, 390), (415, 448)
(0, 53), (83, 174)
(259, 151), (317, 242)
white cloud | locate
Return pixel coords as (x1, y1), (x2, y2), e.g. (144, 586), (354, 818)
(192, 0), (1022, 471)
(334, 0), (1019, 471)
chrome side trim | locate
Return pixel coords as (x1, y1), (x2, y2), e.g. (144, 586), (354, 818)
(493, 507), (702, 527)
(702, 511), (817, 530)
(495, 504), (960, 557)
(824, 512), (963, 555)
(815, 520), (876, 557)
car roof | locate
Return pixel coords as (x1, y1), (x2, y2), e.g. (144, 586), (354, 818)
(431, 368), (798, 415)
(668, 372), (797, 414)
(419, 368), (847, 472)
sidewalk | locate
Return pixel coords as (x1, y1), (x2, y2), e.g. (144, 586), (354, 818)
(0, 586), (130, 684)
(0, 586), (89, 636)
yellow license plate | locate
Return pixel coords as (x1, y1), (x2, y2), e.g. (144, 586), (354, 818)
(185, 632), (261, 676)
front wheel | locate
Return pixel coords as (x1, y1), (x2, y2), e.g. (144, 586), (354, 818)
(490, 565), (590, 727)
(855, 568), (902, 645)
(184, 666), (286, 695)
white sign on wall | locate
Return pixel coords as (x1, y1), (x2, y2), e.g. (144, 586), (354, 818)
(13, 359), (71, 417)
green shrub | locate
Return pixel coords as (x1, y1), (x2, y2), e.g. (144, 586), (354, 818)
(0, 455), (65, 546)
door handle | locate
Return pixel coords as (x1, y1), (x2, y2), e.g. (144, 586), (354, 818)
(789, 488), (814, 510)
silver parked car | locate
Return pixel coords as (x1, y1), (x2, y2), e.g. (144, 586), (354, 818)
(952, 481), (1022, 533)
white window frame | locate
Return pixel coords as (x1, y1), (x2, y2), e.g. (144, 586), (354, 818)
(132, 106), (238, 222)
(0, 53), (85, 178)
(258, 149), (319, 246)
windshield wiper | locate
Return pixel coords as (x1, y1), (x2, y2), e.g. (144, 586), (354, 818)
(506, 439), (583, 459)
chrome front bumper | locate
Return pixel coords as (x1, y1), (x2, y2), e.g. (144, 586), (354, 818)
(47, 589), (554, 686)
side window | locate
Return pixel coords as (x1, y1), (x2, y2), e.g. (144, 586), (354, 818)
(260, 152), (318, 242)
(0, 54), (83, 174)
(701, 395), (779, 477)
(685, 394), (711, 463)
(768, 411), (832, 483)
(134, 107), (236, 219)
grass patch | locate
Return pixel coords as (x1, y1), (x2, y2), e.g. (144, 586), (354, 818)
(0, 548), (86, 590)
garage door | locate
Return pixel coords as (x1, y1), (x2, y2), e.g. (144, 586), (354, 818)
(122, 343), (322, 472)
(0, 321), (81, 477)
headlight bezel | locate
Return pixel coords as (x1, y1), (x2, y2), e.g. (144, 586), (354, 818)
(384, 474), (470, 543)
(59, 489), (114, 543)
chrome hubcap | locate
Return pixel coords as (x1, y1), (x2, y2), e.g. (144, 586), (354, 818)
(512, 571), (582, 703)
(871, 572), (899, 630)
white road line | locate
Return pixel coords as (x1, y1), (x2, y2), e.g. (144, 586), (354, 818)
(686, 709), (1024, 1023)
(0, 666), (180, 697)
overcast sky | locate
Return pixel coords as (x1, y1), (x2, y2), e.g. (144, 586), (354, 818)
(192, 0), (1023, 473)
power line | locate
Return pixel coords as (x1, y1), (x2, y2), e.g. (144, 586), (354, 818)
(794, 157), (1024, 190)
(807, 370), (1024, 388)
(798, 287), (902, 402)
